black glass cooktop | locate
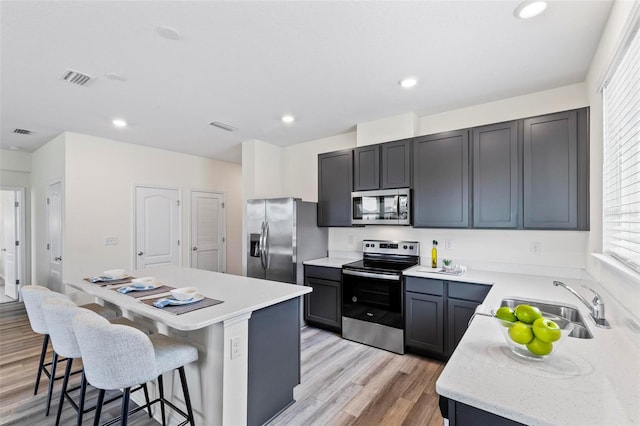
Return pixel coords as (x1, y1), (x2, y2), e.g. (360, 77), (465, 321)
(343, 258), (418, 274)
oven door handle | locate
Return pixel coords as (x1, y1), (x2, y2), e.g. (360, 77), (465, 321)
(342, 269), (401, 281)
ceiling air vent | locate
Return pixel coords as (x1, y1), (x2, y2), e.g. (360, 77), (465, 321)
(13, 128), (32, 135)
(209, 121), (237, 132)
(59, 69), (93, 86)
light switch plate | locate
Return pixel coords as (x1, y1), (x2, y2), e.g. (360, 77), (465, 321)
(104, 237), (118, 245)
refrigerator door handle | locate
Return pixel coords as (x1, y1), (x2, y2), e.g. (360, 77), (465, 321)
(264, 221), (270, 270)
(259, 222), (267, 270)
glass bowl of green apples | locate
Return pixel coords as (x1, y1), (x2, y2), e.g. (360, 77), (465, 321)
(494, 304), (575, 360)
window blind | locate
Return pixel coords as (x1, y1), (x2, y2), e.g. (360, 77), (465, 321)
(602, 25), (640, 274)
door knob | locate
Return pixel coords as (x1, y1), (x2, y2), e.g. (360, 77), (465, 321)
(192, 247), (198, 251)
(137, 251), (144, 256)
(54, 256), (62, 261)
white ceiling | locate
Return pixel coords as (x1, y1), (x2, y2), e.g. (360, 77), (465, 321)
(1, 1), (613, 164)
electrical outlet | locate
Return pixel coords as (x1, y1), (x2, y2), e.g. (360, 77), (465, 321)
(445, 240), (453, 250)
(348, 235), (354, 246)
(104, 237), (118, 245)
(530, 242), (541, 255)
(230, 337), (241, 359)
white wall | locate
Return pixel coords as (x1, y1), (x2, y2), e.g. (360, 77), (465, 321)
(30, 134), (65, 286)
(0, 149), (33, 285)
(583, 1), (640, 316)
(61, 132), (243, 281)
(357, 112), (417, 146)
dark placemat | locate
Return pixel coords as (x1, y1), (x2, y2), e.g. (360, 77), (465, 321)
(142, 295), (223, 315)
(84, 277), (134, 287)
(111, 285), (174, 299)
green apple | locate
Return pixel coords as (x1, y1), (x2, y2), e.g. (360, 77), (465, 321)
(495, 306), (517, 323)
(508, 321), (534, 345)
(526, 337), (553, 356)
(532, 317), (562, 343)
(514, 304), (543, 324)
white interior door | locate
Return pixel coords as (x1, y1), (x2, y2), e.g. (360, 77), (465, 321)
(135, 186), (180, 269)
(2, 190), (18, 299)
(47, 182), (63, 293)
(190, 191), (224, 272)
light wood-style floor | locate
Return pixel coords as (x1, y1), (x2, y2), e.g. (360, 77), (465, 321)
(0, 302), (445, 425)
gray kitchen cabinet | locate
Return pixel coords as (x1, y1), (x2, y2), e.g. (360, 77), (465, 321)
(304, 265), (342, 332)
(523, 109), (589, 229)
(446, 399), (524, 426)
(405, 277), (445, 358)
(381, 139), (412, 189)
(413, 130), (470, 228)
(353, 145), (380, 190)
(472, 121), (520, 228)
(318, 149), (353, 227)
(405, 277), (490, 359)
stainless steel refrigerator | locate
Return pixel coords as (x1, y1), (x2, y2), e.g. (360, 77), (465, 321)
(247, 198), (327, 285)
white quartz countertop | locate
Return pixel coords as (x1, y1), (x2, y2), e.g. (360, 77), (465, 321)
(66, 266), (311, 331)
(303, 257), (358, 268)
(404, 265), (640, 425)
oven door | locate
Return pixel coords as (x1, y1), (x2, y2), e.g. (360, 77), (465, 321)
(342, 269), (403, 329)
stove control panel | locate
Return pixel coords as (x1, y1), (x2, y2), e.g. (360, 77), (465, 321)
(362, 240), (419, 256)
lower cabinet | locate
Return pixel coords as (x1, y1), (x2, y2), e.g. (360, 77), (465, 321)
(446, 398), (525, 426)
(405, 276), (490, 359)
(304, 265), (342, 332)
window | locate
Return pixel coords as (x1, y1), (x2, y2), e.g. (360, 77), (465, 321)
(602, 23), (640, 274)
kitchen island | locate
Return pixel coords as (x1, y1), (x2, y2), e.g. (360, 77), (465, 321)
(404, 267), (640, 425)
(66, 266), (312, 426)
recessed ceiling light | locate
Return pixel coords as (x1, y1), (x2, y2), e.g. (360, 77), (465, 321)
(399, 77), (418, 89)
(514, 1), (547, 19)
(112, 119), (127, 128)
(156, 26), (182, 40)
(282, 114), (295, 124)
(9, 146), (21, 150)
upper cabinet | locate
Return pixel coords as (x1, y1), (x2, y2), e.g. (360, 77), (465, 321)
(523, 109), (589, 230)
(472, 121), (520, 228)
(381, 139), (412, 189)
(353, 139), (412, 191)
(413, 130), (470, 228)
(317, 149), (353, 227)
(353, 145), (380, 191)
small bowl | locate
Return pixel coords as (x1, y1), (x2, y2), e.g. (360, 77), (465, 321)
(131, 277), (156, 288)
(495, 314), (574, 361)
(170, 287), (198, 301)
(103, 269), (126, 279)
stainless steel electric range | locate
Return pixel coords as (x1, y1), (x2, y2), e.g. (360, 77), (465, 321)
(342, 240), (420, 354)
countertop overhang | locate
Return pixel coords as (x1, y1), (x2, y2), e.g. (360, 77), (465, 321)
(66, 266), (311, 331)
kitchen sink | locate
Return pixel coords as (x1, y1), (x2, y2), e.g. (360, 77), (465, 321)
(501, 298), (594, 339)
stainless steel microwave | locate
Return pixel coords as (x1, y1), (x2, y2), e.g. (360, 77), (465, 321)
(351, 189), (411, 225)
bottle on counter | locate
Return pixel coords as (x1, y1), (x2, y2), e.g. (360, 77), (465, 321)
(431, 240), (438, 268)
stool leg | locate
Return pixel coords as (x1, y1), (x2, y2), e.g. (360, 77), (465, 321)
(55, 358), (73, 426)
(94, 389), (105, 426)
(158, 375), (166, 426)
(178, 367), (195, 426)
(142, 383), (152, 418)
(77, 369), (87, 426)
(45, 351), (59, 416)
(121, 387), (131, 426)
(34, 334), (50, 395)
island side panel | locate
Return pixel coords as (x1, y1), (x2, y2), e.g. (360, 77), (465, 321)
(248, 297), (301, 426)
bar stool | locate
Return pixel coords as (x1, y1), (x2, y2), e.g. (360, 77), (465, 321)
(21, 285), (117, 415)
(72, 309), (198, 426)
(41, 297), (152, 426)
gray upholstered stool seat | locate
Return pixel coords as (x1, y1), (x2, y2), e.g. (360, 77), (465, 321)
(73, 309), (198, 426)
(20, 285), (118, 416)
(41, 298), (151, 426)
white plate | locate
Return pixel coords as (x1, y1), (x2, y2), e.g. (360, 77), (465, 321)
(160, 294), (205, 306)
(131, 276), (156, 287)
(118, 284), (159, 293)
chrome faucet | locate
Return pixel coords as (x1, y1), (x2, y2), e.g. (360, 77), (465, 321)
(553, 281), (611, 328)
